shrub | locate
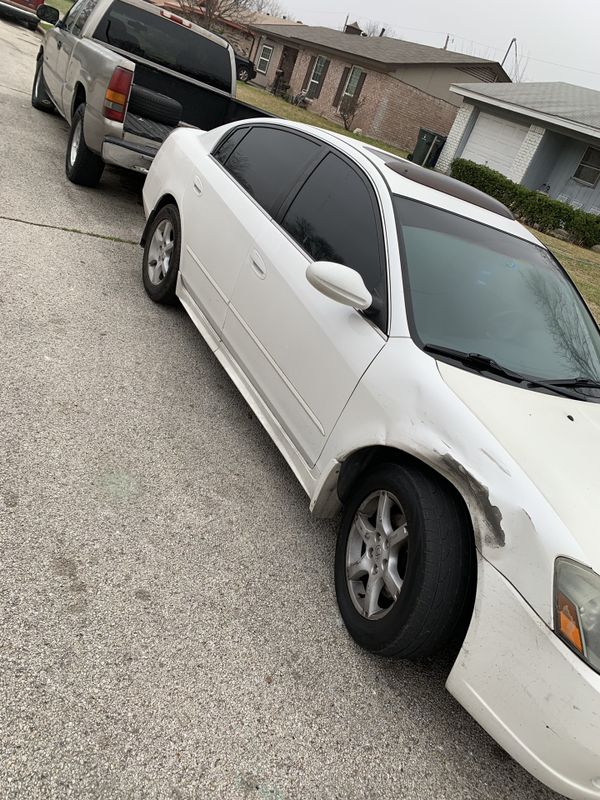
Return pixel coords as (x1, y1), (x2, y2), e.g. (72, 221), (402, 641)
(449, 159), (600, 248)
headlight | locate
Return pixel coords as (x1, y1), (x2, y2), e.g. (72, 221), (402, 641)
(554, 558), (600, 672)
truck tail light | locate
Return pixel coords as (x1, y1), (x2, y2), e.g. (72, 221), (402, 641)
(160, 9), (192, 27)
(103, 67), (134, 123)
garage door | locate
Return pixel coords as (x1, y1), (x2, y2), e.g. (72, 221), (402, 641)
(461, 112), (529, 176)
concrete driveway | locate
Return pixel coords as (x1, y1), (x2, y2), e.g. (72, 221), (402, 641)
(0, 17), (560, 800)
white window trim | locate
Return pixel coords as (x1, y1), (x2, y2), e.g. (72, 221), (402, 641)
(256, 44), (274, 75)
(306, 54), (327, 98)
(573, 146), (600, 188)
(338, 65), (365, 109)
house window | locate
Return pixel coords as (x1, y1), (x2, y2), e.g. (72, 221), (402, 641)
(306, 55), (328, 99)
(574, 147), (600, 187)
(256, 45), (274, 74)
(341, 66), (366, 103)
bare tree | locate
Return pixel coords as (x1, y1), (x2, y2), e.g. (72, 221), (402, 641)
(176, 0), (258, 30)
(361, 19), (396, 38)
(337, 95), (365, 131)
(251, 0), (290, 17)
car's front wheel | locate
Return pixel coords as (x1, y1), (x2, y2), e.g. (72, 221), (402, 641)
(142, 204), (181, 304)
(237, 67), (250, 82)
(335, 462), (475, 658)
(65, 103), (104, 187)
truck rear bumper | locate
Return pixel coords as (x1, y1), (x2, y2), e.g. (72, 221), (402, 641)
(0, 0), (37, 22)
(101, 137), (159, 174)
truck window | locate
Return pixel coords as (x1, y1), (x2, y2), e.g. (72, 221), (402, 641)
(69, 0), (101, 36)
(93, 1), (232, 93)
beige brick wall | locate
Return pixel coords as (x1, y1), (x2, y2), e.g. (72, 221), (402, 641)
(286, 49), (458, 151)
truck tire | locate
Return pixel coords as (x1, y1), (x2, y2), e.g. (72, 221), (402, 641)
(65, 104), (104, 187)
(128, 86), (182, 128)
(31, 58), (54, 112)
(237, 66), (250, 82)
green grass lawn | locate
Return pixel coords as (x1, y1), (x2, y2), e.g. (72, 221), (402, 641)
(237, 82), (408, 159)
(537, 232), (600, 321)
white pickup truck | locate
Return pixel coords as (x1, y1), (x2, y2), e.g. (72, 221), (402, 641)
(32, 0), (271, 186)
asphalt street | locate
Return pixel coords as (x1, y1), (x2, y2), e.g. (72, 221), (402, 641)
(0, 17), (560, 800)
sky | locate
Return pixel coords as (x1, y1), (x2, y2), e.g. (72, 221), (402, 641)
(283, 0), (600, 90)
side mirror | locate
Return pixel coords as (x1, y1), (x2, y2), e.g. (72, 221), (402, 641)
(37, 4), (60, 23)
(306, 261), (372, 311)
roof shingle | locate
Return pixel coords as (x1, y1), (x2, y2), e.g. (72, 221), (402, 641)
(252, 24), (505, 69)
(453, 81), (600, 131)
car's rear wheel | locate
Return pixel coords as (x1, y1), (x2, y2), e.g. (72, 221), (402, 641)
(142, 204), (181, 304)
(65, 104), (104, 187)
(335, 462), (475, 658)
(31, 58), (53, 112)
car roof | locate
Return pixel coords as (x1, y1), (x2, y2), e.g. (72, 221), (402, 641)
(248, 118), (540, 246)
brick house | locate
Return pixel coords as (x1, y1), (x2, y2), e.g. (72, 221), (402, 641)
(247, 22), (509, 151)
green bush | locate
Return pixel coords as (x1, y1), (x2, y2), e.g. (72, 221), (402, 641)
(450, 159), (600, 248)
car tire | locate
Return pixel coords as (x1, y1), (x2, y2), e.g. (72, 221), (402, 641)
(128, 86), (182, 128)
(31, 57), (54, 112)
(237, 67), (250, 82)
(142, 204), (181, 305)
(65, 104), (104, 187)
(335, 462), (475, 658)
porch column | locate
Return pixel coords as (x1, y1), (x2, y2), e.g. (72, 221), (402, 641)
(435, 103), (478, 173)
(508, 124), (546, 183)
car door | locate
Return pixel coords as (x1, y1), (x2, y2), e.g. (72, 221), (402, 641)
(223, 149), (388, 467)
(180, 125), (323, 335)
(42, 0), (94, 114)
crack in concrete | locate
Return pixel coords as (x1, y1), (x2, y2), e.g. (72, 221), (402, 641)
(0, 214), (138, 245)
(0, 82), (30, 95)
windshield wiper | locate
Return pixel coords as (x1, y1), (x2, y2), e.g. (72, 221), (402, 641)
(423, 344), (583, 399)
(542, 377), (600, 389)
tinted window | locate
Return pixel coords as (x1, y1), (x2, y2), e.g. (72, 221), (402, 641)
(213, 126), (248, 165)
(69, 0), (100, 35)
(94, 1), (232, 93)
(282, 153), (386, 326)
(62, 0), (88, 32)
(224, 127), (321, 214)
(394, 197), (600, 384)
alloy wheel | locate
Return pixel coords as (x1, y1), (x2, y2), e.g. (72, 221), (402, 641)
(345, 490), (409, 620)
(147, 219), (175, 285)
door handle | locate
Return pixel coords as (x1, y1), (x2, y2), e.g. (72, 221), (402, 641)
(193, 176), (203, 195)
(249, 251), (266, 279)
(57, 40), (62, 49)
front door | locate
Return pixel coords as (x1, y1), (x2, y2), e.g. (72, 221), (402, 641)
(278, 47), (298, 85)
(223, 150), (388, 467)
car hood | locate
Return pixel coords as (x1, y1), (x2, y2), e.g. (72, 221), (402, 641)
(439, 362), (600, 568)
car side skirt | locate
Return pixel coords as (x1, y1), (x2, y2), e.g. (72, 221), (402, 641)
(176, 273), (316, 496)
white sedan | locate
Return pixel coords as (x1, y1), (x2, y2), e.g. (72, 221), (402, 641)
(141, 119), (600, 799)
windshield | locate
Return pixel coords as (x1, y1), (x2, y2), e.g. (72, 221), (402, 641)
(394, 196), (600, 383)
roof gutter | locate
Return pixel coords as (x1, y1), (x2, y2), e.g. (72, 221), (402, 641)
(450, 84), (600, 140)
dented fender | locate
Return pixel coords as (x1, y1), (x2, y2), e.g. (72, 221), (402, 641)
(312, 338), (596, 627)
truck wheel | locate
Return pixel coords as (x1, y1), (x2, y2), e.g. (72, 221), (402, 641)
(128, 86), (182, 128)
(237, 67), (250, 82)
(142, 204), (181, 305)
(335, 462), (475, 658)
(65, 104), (104, 187)
(31, 58), (53, 112)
